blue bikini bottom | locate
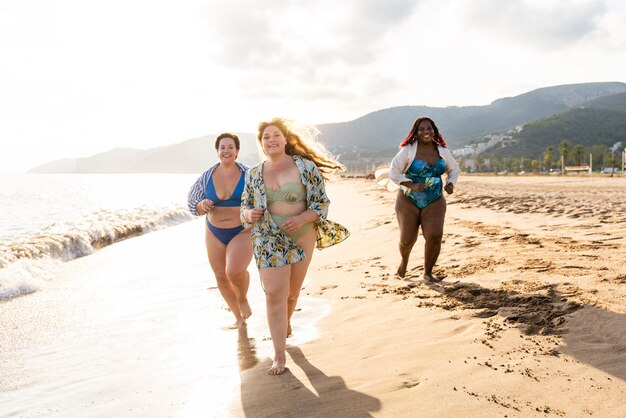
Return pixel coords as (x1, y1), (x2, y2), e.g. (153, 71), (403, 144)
(206, 218), (244, 245)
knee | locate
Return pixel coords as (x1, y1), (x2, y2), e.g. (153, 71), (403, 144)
(399, 237), (417, 247)
(225, 266), (247, 282)
(265, 287), (287, 304)
(423, 233), (443, 244)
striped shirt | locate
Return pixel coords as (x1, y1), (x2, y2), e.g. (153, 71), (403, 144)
(187, 162), (248, 216)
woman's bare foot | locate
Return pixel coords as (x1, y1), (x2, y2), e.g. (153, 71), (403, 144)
(397, 261), (408, 278)
(239, 300), (252, 319)
(227, 316), (246, 330)
(423, 272), (442, 282)
(268, 357), (286, 375)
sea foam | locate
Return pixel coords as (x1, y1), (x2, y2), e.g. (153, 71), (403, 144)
(0, 206), (193, 299)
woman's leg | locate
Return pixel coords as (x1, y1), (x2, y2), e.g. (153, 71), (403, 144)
(395, 190), (421, 278)
(286, 229), (317, 337)
(225, 230), (253, 318)
(420, 196), (447, 281)
(260, 265), (291, 375)
(205, 227), (244, 328)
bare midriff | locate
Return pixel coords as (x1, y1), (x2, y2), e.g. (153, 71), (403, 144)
(208, 207), (243, 229)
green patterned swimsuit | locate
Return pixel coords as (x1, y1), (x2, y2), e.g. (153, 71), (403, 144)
(405, 157), (447, 209)
(266, 181), (314, 242)
(241, 155), (350, 268)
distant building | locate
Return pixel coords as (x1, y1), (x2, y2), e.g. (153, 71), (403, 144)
(564, 165), (591, 174)
(451, 134), (510, 157)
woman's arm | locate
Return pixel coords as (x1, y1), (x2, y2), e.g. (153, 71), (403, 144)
(303, 159), (329, 220)
(388, 145), (412, 186)
(442, 147), (460, 186)
(240, 170), (256, 227)
(187, 173), (206, 216)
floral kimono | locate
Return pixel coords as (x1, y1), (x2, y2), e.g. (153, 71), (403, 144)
(240, 155), (349, 268)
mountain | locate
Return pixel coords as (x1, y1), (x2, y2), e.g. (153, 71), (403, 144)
(581, 91), (626, 112)
(486, 92), (626, 159)
(317, 82), (626, 157)
(28, 82), (626, 173)
(29, 133), (260, 173)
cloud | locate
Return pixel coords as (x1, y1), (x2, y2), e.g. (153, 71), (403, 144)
(459, 0), (608, 49)
(585, 9), (626, 49)
(206, 0), (421, 100)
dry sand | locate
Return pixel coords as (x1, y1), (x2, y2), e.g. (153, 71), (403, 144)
(234, 174), (626, 417)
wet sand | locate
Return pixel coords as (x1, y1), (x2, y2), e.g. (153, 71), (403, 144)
(0, 219), (326, 417)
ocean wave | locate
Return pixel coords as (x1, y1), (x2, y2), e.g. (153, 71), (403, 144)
(0, 206), (193, 277)
(0, 257), (61, 299)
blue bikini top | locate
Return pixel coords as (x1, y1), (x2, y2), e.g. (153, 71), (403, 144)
(205, 170), (245, 207)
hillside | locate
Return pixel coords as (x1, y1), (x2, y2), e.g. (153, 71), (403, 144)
(582, 92), (626, 112)
(28, 82), (626, 173)
(484, 91), (626, 159)
(29, 134), (260, 174)
(487, 108), (626, 159)
(317, 82), (626, 163)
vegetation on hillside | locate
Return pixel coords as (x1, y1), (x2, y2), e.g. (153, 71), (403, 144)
(472, 107), (626, 172)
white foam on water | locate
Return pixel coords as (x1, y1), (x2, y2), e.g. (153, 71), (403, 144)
(0, 206), (194, 299)
(0, 257), (63, 299)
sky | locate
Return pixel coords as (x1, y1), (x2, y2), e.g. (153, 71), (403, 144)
(1, 0), (625, 173)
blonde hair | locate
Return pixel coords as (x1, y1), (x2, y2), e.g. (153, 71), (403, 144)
(257, 117), (345, 177)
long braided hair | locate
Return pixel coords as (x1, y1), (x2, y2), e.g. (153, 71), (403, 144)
(399, 116), (448, 148)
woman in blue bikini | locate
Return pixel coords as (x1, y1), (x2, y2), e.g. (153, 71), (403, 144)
(188, 133), (253, 329)
(389, 117), (460, 281)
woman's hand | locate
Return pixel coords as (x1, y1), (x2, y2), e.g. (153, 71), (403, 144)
(198, 199), (214, 214)
(444, 183), (454, 194)
(247, 208), (265, 223)
(401, 181), (425, 192)
(281, 214), (306, 232)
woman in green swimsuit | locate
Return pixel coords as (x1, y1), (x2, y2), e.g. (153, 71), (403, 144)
(241, 117), (349, 375)
(388, 116), (460, 281)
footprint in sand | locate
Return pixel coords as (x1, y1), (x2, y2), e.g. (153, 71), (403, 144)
(400, 379), (420, 389)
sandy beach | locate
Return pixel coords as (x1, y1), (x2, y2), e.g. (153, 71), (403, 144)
(2, 174), (625, 417)
(234, 175), (626, 417)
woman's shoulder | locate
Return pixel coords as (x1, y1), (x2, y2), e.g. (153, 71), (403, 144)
(246, 161), (264, 176)
(437, 145), (452, 155)
(236, 161), (250, 172)
(200, 162), (220, 178)
(293, 154), (317, 170)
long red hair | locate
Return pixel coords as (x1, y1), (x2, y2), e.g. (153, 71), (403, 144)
(399, 116), (448, 148)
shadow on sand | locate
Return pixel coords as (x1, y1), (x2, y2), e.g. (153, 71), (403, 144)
(238, 345), (380, 418)
(410, 279), (626, 381)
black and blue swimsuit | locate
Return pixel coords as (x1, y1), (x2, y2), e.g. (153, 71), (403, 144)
(404, 157), (447, 209)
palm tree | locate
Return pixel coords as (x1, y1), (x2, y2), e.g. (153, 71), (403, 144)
(572, 144), (585, 166)
(543, 146), (554, 172)
(559, 140), (570, 165)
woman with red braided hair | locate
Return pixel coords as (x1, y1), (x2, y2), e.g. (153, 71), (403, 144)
(388, 116), (459, 281)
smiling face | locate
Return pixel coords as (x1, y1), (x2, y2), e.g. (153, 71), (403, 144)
(216, 137), (239, 164)
(261, 125), (287, 157)
(416, 120), (435, 145)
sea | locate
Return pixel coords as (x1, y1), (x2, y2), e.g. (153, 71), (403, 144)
(0, 173), (197, 299)
(0, 173), (328, 416)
